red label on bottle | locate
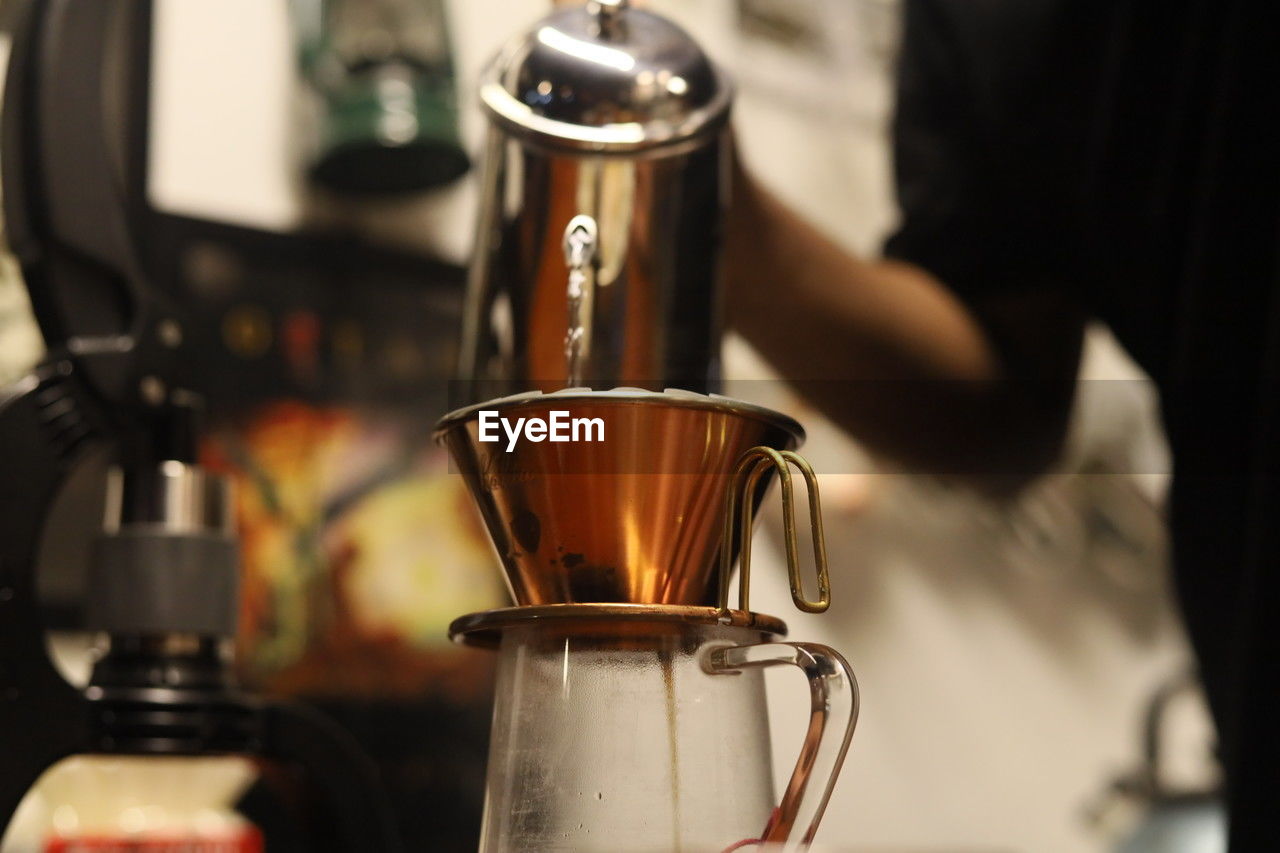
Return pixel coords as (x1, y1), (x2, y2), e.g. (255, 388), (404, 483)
(45, 828), (263, 852)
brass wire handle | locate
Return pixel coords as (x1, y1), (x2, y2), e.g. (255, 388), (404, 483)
(718, 446), (831, 616)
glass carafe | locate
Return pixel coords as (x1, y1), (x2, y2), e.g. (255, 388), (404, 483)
(455, 606), (858, 853)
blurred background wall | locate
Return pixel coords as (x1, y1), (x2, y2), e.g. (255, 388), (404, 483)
(1, 1), (1219, 850)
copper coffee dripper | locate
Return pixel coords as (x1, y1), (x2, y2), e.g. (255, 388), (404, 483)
(438, 388), (850, 851)
(443, 3), (854, 848)
(435, 388), (830, 613)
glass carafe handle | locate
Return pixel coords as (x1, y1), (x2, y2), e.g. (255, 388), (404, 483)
(705, 641), (859, 851)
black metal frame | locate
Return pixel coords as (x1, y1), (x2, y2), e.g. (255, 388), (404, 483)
(0, 2), (402, 848)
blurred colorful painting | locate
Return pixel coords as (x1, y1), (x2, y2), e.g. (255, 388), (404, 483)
(204, 400), (505, 701)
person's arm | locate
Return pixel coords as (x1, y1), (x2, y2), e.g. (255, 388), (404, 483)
(723, 166), (1085, 488)
(723, 0), (1091, 491)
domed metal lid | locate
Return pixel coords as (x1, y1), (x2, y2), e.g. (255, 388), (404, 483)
(479, 0), (732, 154)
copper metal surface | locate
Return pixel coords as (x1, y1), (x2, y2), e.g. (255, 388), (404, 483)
(435, 389), (803, 607)
(448, 603), (788, 649)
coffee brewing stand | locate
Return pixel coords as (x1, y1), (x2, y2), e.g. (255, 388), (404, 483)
(445, 5), (860, 849)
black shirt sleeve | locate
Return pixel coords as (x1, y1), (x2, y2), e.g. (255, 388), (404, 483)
(883, 0), (1092, 330)
(882, 0), (990, 291)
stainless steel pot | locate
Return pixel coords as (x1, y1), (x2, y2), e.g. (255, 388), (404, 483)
(458, 0), (733, 400)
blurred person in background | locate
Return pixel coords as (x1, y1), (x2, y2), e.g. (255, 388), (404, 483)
(725, 1), (1279, 848)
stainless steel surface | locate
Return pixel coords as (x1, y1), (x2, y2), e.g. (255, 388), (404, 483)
(458, 2), (731, 398)
(92, 462), (240, 637)
(478, 1), (731, 153)
(435, 388), (803, 607)
(103, 461), (233, 535)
